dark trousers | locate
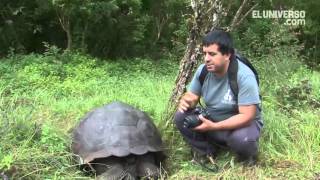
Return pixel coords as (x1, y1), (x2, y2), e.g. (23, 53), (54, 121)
(174, 110), (261, 159)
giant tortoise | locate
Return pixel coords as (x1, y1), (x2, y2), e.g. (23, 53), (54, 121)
(71, 101), (165, 179)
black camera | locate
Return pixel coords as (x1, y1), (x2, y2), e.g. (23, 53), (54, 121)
(183, 107), (211, 128)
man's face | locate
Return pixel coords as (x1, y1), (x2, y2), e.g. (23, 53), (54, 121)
(202, 44), (231, 75)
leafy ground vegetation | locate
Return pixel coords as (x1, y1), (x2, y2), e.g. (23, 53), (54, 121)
(0, 49), (177, 179)
(0, 25), (320, 179)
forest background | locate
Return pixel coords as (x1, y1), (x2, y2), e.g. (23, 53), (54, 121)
(0, 0), (319, 179)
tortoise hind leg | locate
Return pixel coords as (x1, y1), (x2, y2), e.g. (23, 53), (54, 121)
(95, 157), (128, 180)
(124, 164), (138, 180)
(137, 153), (160, 179)
(98, 167), (136, 180)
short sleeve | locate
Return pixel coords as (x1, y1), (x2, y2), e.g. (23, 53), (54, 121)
(238, 75), (260, 105)
(187, 64), (205, 96)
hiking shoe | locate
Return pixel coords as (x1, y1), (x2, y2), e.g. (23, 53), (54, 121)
(190, 150), (218, 172)
(191, 150), (206, 164)
(236, 155), (258, 167)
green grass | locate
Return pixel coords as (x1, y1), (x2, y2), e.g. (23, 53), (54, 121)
(0, 51), (319, 179)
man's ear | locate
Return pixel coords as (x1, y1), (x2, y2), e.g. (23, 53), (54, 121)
(224, 53), (231, 61)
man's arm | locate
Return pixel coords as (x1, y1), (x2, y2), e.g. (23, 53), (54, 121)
(178, 64), (205, 113)
(194, 104), (256, 131)
(178, 91), (200, 112)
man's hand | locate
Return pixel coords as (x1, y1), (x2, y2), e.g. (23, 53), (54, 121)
(193, 114), (218, 132)
(193, 105), (257, 131)
(178, 92), (200, 112)
(178, 97), (192, 112)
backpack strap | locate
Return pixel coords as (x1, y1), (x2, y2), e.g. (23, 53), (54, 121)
(235, 54), (260, 85)
(228, 55), (239, 100)
(199, 65), (208, 86)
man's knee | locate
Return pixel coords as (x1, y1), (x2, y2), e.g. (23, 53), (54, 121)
(227, 132), (258, 157)
(174, 111), (186, 129)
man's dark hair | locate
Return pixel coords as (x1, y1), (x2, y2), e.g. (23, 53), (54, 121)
(202, 29), (234, 55)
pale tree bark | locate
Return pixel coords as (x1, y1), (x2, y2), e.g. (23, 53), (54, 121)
(163, 0), (223, 126)
(169, 0), (223, 104)
(80, 20), (89, 51)
(228, 1), (259, 32)
(56, 8), (72, 50)
(163, 0), (258, 126)
(155, 14), (168, 44)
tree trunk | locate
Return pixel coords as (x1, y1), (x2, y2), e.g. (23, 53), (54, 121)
(56, 8), (72, 50)
(66, 21), (72, 50)
(163, 0), (256, 125)
(80, 21), (88, 51)
(162, 0), (222, 126)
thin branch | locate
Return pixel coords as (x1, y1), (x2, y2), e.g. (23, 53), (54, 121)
(56, 8), (66, 32)
(228, 0), (249, 31)
(235, 3), (258, 27)
(225, 1), (233, 16)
